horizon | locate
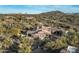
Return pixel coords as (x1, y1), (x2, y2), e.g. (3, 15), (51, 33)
(0, 5), (79, 14)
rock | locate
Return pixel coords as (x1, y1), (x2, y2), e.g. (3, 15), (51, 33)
(53, 30), (63, 36)
(60, 49), (67, 53)
(67, 45), (79, 53)
(50, 30), (63, 40)
(32, 48), (46, 53)
(11, 35), (20, 44)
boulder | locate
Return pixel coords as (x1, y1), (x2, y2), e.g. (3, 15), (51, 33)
(67, 45), (79, 53)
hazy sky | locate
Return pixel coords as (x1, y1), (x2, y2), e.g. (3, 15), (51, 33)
(0, 5), (79, 14)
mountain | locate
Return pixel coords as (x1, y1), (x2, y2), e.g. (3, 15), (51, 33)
(40, 11), (64, 14)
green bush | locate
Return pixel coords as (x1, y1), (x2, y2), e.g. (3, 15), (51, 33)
(18, 37), (32, 53)
(0, 37), (13, 52)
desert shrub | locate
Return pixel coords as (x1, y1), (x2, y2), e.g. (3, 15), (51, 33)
(0, 27), (6, 35)
(9, 28), (21, 36)
(0, 37), (13, 52)
(44, 36), (68, 50)
(67, 31), (79, 47)
(18, 37), (32, 53)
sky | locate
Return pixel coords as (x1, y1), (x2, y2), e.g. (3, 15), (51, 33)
(0, 5), (79, 14)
